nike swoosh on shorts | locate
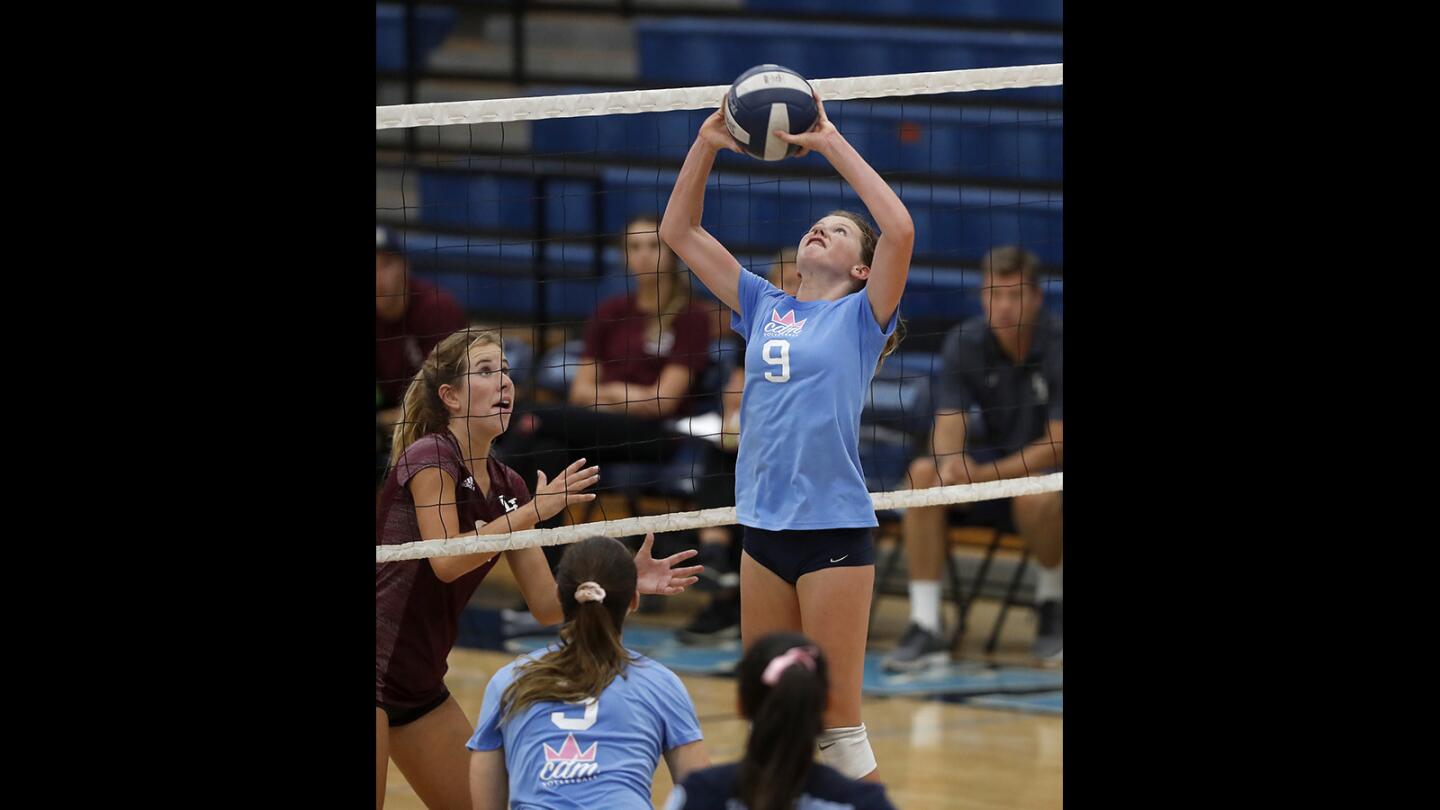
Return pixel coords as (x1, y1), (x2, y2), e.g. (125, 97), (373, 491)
(830, 555), (849, 563)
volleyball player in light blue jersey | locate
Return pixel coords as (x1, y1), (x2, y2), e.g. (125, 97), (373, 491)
(467, 535), (709, 810)
(661, 92), (913, 782)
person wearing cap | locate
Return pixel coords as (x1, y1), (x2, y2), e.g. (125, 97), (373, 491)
(377, 226), (467, 481)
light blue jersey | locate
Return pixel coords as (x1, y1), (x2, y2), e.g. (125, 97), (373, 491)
(467, 646), (704, 810)
(731, 268), (898, 530)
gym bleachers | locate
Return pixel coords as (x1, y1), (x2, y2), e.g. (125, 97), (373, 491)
(745, 0), (1063, 26)
(414, 168), (1062, 266)
(376, 4), (458, 72)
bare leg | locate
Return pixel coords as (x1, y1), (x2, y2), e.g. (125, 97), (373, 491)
(1013, 491), (1063, 568)
(902, 458), (945, 582)
(739, 551), (803, 650)
(377, 707), (390, 810)
(698, 527), (730, 546)
(797, 564), (879, 781)
(389, 695), (479, 810)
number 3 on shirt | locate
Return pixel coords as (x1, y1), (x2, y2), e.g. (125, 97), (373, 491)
(763, 339), (791, 383)
(550, 698), (598, 730)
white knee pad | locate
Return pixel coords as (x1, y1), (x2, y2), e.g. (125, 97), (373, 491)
(816, 723), (876, 779)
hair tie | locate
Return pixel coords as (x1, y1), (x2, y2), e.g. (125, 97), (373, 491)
(761, 646), (818, 686)
(574, 581), (606, 603)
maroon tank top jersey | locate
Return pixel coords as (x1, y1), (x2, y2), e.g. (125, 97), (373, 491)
(376, 431), (532, 708)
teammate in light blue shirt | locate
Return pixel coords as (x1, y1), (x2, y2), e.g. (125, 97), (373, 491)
(661, 89), (914, 782)
(467, 535), (709, 809)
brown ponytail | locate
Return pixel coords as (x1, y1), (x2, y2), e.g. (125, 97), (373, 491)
(829, 210), (905, 371)
(500, 536), (639, 723)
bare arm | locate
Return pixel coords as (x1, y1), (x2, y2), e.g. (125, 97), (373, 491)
(409, 459), (600, 584)
(616, 364), (693, 418)
(376, 405), (403, 433)
(928, 410), (968, 485)
(505, 546), (563, 625)
(942, 419), (1063, 484)
(659, 107), (747, 313)
(573, 363), (690, 418)
(568, 360), (601, 407)
(469, 749), (508, 810)
(775, 97), (914, 326)
(663, 740), (710, 784)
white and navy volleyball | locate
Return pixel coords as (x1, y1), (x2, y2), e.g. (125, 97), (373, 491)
(723, 64), (819, 161)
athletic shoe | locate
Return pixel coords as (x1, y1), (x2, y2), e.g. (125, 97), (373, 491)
(678, 596), (741, 644)
(695, 543), (739, 593)
(882, 622), (949, 673)
(1032, 600), (1063, 663)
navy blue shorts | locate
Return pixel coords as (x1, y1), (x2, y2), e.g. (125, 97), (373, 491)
(742, 526), (876, 585)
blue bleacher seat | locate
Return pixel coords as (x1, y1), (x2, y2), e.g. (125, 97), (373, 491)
(376, 5), (458, 72)
(594, 168), (1063, 265)
(635, 19), (1062, 104)
(745, 0), (1062, 26)
(530, 104), (1062, 183)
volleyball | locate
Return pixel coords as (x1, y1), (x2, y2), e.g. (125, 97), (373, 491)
(723, 64), (819, 161)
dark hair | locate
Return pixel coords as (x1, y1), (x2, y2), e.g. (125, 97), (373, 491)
(980, 245), (1042, 289)
(500, 536), (638, 722)
(825, 210), (905, 371)
(736, 632), (829, 810)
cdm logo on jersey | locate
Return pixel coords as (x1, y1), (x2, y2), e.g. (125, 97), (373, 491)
(538, 733), (599, 786)
(764, 308), (807, 337)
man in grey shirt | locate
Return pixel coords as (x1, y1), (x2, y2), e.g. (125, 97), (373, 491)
(883, 246), (1064, 671)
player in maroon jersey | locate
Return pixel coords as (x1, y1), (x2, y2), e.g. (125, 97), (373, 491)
(377, 327), (702, 810)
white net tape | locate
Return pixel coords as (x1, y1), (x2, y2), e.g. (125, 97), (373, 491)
(375, 65), (1065, 564)
(376, 473), (1061, 563)
(375, 64), (1062, 130)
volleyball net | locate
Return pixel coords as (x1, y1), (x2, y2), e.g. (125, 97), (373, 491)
(376, 64), (1063, 563)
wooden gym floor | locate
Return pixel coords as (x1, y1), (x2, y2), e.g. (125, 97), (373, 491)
(382, 540), (1062, 809)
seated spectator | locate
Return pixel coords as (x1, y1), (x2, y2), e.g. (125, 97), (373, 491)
(882, 246), (1063, 671)
(467, 535), (710, 809)
(497, 215), (713, 486)
(376, 225), (466, 483)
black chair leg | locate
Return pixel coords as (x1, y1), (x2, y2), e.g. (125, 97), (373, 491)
(986, 547), (1032, 654)
(950, 528), (1003, 653)
(942, 544), (964, 644)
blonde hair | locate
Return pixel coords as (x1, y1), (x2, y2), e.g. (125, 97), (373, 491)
(826, 210), (905, 372)
(388, 327), (504, 467)
(626, 215), (690, 338)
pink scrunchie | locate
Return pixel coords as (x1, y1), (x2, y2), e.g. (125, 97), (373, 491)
(761, 646), (818, 686)
(574, 581), (607, 603)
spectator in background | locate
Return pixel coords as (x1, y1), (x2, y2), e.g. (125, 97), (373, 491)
(882, 246), (1064, 671)
(376, 225), (466, 482)
(497, 214), (713, 491)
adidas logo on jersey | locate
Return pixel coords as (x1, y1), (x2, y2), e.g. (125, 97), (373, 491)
(461, 476), (476, 490)
(763, 308), (807, 337)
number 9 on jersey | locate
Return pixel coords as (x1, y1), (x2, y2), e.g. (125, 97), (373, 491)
(763, 339), (791, 383)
